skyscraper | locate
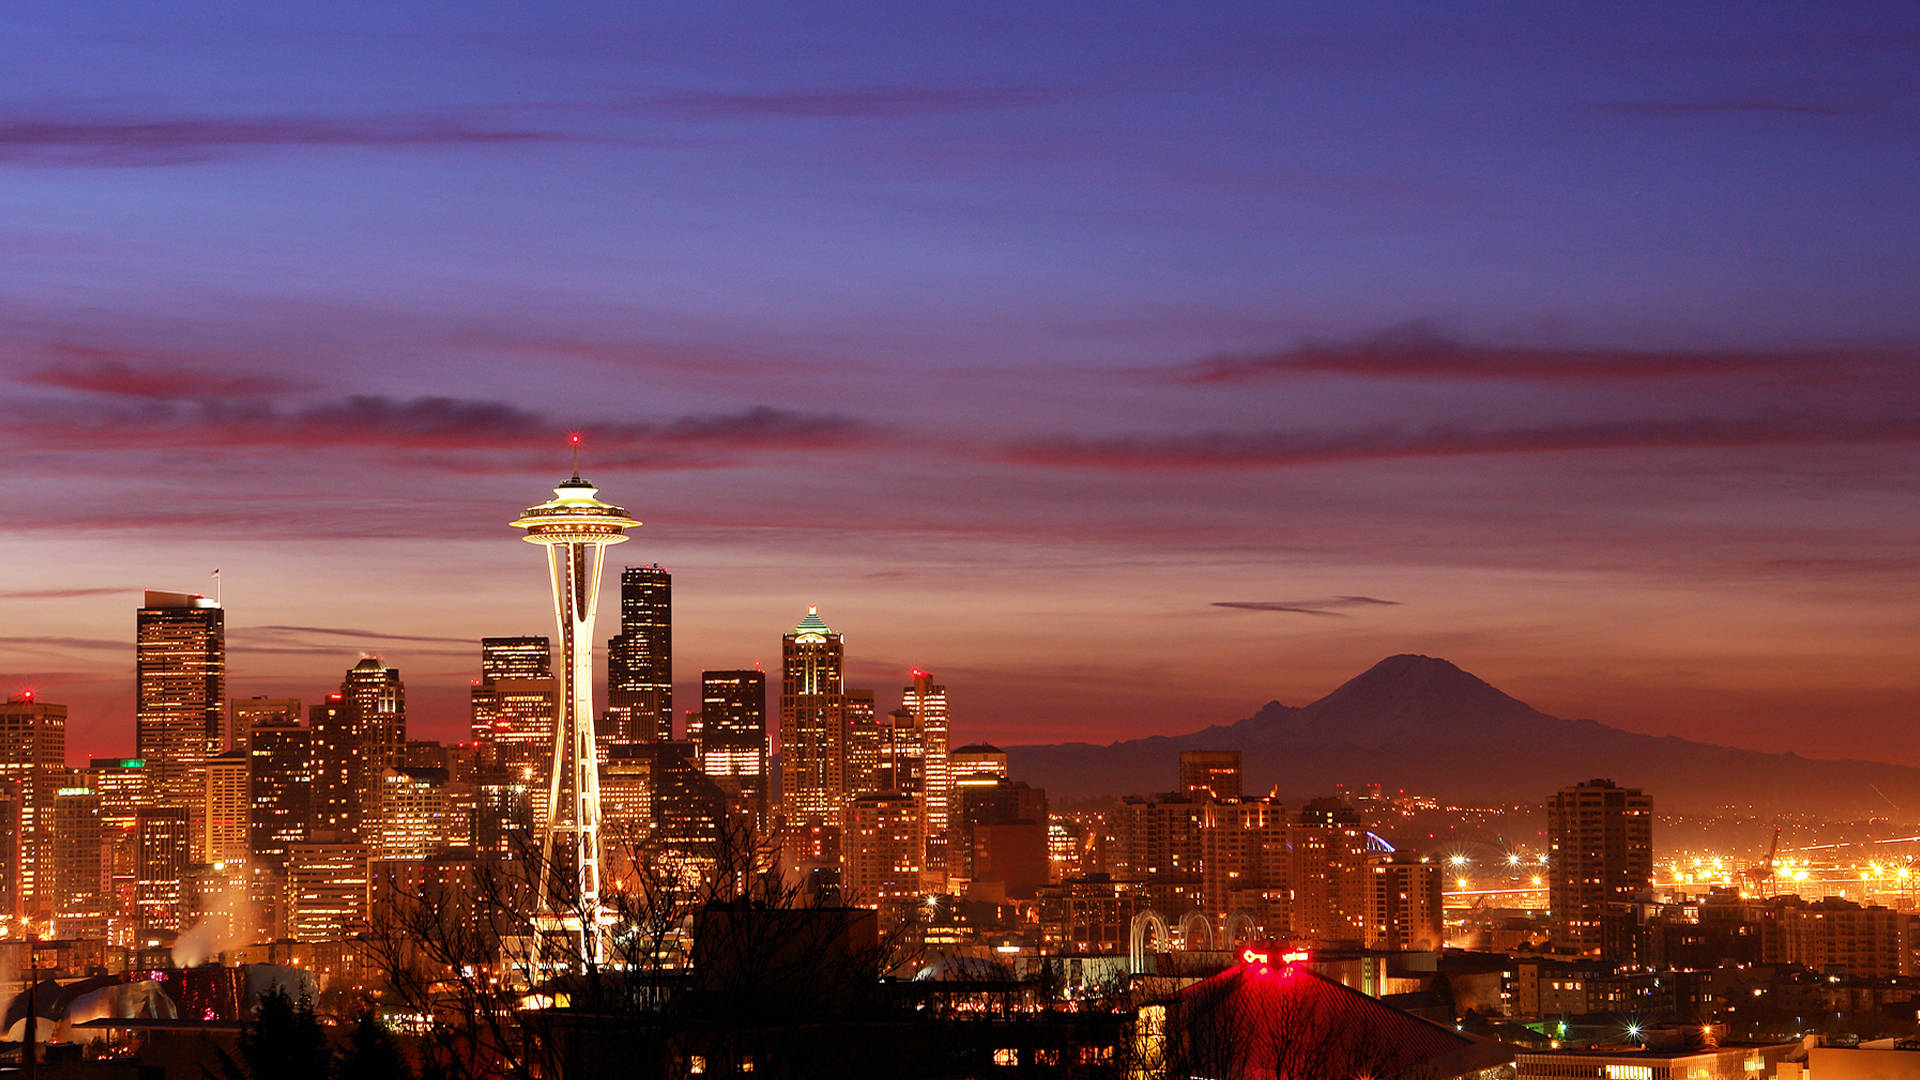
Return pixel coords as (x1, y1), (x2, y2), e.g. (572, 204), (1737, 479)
(700, 669), (769, 830)
(203, 751), (251, 869)
(780, 607), (845, 831)
(481, 635), (553, 680)
(511, 450), (638, 966)
(0, 691), (65, 915)
(606, 564), (672, 744)
(470, 637), (557, 784)
(1548, 778), (1653, 956)
(844, 792), (921, 924)
(228, 696), (300, 755)
(874, 702), (921, 797)
(902, 671), (951, 878)
(51, 782), (106, 939)
(1178, 750), (1243, 800)
(249, 719), (311, 877)
(137, 590), (224, 813)
(288, 840), (370, 942)
(88, 757), (146, 944)
(341, 658), (406, 773)
(309, 693), (367, 839)
(136, 805), (191, 934)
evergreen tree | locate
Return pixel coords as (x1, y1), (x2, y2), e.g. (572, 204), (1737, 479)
(223, 988), (331, 1080)
(336, 1010), (414, 1080)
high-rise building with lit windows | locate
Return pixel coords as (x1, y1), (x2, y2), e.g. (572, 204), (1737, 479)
(1178, 750), (1243, 800)
(606, 564), (672, 744)
(52, 782), (106, 939)
(203, 751), (250, 868)
(136, 805), (191, 934)
(88, 757), (146, 942)
(700, 669), (768, 830)
(88, 757), (147, 825)
(1548, 778), (1653, 956)
(0, 691), (65, 915)
(249, 721), (310, 876)
(875, 702), (922, 797)
(902, 671), (951, 876)
(0, 782), (19, 921)
(136, 591), (224, 813)
(309, 694), (366, 839)
(375, 766), (464, 861)
(341, 658), (406, 773)
(780, 608), (845, 831)
(844, 791), (921, 922)
(1366, 854), (1444, 952)
(951, 744), (1008, 783)
(228, 696), (300, 755)
(480, 635), (553, 680)
(288, 841), (370, 941)
(470, 638), (557, 789)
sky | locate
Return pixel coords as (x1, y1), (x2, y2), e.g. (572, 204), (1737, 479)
(0, 3), (1916, 764)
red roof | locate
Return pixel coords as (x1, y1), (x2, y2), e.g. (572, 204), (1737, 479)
(1164, 959), (1513, 1080)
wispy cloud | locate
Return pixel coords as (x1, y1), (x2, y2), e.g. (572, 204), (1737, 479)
(0, 108), (585, 168)
(0, 586), (132, 600)
(647, 85), (1074, 119)
(1009, 415), (1920, 470)
(1594, 98), (1876, 118)
(29, 351), (307, 399)
(1166, 323), (1840, 385)
(0, 635), (124, 651)
(252, 625), (475, 645)
(0, 394), (878, 469)
(1214, 596), (1401, 617)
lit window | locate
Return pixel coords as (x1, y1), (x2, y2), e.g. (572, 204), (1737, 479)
(993, 1049), (1019, 1066)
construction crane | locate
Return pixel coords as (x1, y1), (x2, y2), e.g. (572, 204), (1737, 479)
(1743, 825), (1780, 898)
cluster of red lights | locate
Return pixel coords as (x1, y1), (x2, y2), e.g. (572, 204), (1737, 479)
(1240, 947), (1310, 978)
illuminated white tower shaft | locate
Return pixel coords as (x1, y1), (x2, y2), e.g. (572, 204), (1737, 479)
(512, 447), (637, 968)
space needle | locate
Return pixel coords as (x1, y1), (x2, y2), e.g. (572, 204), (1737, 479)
(512, 435), (637, 968)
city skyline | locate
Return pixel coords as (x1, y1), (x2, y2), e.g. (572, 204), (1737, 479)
(3, 4), (1918, 764)
(3, 6), (1919, 1070)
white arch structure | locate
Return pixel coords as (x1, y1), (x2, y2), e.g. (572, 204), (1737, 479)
(1129, 910), (1170, 973)
(1222, 909), (1258, 947)
(1178, 910), (1215, 951)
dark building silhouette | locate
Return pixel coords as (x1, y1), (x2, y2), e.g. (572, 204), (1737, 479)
(606, 564), (672, 744)
(249, 717), (311, 876)
(309, 693), (368, 840)
(700, 669), (769, 830)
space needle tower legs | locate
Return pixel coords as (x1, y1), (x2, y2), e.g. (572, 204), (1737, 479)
(512, 436), (638, 973)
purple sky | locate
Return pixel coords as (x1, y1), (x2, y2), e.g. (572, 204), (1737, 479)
(1, 4), (1916, 763)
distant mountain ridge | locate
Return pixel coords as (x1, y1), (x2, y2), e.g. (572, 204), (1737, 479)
(1007, 655), (1920, 815)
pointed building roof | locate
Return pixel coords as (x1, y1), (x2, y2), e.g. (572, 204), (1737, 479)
(1163, 956), (1515, 1079)
(794, 606), (833, 636)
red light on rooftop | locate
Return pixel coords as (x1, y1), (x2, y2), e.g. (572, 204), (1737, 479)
(570, 433), (581, 445)
(328, 692), (343, 701)
(21, 690), (33, 703)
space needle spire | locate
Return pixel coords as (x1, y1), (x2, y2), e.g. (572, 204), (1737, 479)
(511, 434), (637, 969)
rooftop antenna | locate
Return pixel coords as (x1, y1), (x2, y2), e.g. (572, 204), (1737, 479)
(570, 432), (581, 478)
